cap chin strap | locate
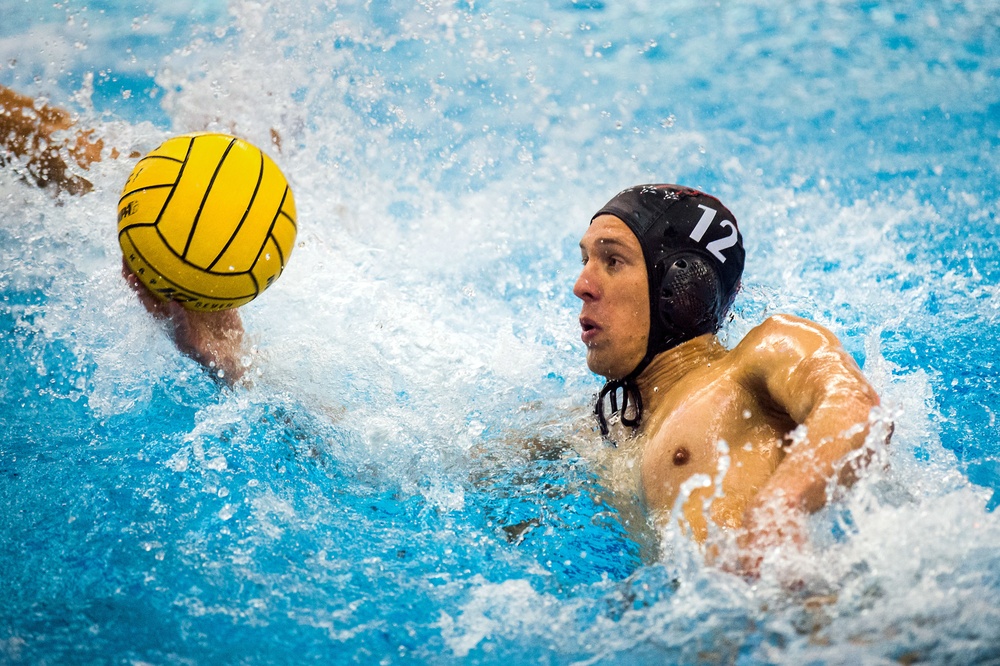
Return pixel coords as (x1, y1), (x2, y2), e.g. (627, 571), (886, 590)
(594, 359), (648, 444)
(593, 329), (689, 443)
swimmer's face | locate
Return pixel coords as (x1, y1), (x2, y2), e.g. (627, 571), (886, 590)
(574, 214), (649, 379)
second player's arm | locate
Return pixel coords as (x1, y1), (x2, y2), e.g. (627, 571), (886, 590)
(0, 84), (104, 192)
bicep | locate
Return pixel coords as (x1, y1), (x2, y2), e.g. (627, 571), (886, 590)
(745, 316), (878, 426)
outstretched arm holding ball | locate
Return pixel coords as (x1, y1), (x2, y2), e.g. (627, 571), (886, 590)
(1, 84), (250, 385)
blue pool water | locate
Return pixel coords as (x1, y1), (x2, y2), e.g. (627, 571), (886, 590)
(1, 0), (999, 663)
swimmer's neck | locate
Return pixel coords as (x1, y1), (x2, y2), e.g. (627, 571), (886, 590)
(635, 333), (726, 417)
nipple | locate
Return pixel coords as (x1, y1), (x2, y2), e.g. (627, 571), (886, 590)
(672, 447), (690, 466)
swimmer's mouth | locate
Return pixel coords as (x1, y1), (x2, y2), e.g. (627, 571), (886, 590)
(579, 317), (600, 343)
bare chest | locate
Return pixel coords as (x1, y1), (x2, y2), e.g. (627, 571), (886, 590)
(639, 381), (795, 522)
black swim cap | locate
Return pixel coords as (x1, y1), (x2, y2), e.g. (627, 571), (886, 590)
(592, 184), (745, 369)
(590, 184), (744, 440)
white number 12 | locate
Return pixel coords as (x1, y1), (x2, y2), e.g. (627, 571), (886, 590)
(689, 204), (738, 263)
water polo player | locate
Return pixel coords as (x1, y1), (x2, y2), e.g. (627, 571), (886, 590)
(575, 184), (889, 572)
(3, 86), (889, 574)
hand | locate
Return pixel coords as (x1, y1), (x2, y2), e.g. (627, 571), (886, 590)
(122, 259), (248, 384)
(732, 500), (807, 578)
(0, 85), (104, 193)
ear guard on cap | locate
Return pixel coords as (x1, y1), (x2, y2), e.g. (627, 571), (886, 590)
(656, 252), (726, 344)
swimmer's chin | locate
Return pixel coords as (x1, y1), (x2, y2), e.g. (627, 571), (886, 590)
(584, 350), (617, 380)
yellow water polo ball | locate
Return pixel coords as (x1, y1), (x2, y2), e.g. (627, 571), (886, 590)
(117, 132), (297, 311)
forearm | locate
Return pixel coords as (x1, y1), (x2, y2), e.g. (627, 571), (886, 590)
(752, 397), (877, 518)
(731, 402), (875, 577)
(163, 301), (248, 386)
(122, 261), (248, 386)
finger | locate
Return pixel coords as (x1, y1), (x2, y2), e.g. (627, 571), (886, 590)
(122, 256), (170, 317)
(120, 256), (134, 280)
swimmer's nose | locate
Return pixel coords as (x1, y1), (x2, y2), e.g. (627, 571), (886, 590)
(573, 268), (596, 301)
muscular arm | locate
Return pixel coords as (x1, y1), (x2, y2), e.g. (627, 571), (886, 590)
(738, 315), (883, 561)
(2, 85), (248, 384)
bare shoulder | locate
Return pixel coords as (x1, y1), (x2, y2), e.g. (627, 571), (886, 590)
(728, 314), (878, 419)
(735, 314), (843, 355)
(732, 314), (843, 364)
(729, 314), (864, 386)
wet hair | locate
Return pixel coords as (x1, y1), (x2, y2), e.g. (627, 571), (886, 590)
(591, 184), (745, 439)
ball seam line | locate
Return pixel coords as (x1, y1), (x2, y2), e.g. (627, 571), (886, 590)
(117, 153), (183, 205)
(250, 185), (291, 273)
(150, 136), (196, 233)
(118, 224), (260, 276)
(181, 136), (238, 260)
(206, 147), (265, 272)
(122, 228), (255, 302)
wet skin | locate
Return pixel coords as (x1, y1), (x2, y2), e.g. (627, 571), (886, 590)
(123, 260), (247, 384)
(574, 214), (650, 380)
(576, 215), (882, 566)
(0, 85), (106, 193)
